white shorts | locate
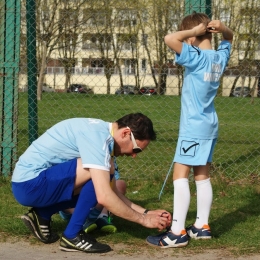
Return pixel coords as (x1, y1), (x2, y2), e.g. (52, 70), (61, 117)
(174, 137), (217, 166)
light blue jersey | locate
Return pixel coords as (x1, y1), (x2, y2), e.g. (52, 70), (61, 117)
(12, 118), (114, 182)
(176, 40), (231, 139)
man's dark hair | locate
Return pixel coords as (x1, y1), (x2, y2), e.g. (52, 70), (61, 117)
(116, 113), (156, 141)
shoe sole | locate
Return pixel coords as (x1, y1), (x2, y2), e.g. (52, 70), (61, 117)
(21, 215), (59, 244)
(59, 245), (111, 253)
(146, 240), (188, 248)
(189, 235), (212, 240)
(21, 215), (50, 243)
(59, 246), (79, 252)
(187, 230), (212, 240)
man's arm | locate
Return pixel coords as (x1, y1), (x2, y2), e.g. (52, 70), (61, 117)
(113, 179), (172, 223)
(90, 168), (171, 230)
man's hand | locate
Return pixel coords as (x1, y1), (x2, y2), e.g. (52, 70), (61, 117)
(142, 210), (172, 231)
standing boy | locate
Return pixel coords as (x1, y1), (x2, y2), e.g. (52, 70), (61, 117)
(146, 13), (233, 248)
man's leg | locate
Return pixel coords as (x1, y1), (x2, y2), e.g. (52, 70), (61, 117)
(63, 179), (97, 238)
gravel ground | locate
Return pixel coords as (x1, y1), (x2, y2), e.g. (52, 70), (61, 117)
(1, 241), (259, 260)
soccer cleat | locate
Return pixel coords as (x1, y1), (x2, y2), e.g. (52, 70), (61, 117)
(59, 230), (111, 253)
(58, 209), (97, 231)
(146, 229), (189, 248)
(96, 215), (117, 233)
(186, 224), (212, 239)
(59, 210), (72, 221)
(21, 208), (59, 244)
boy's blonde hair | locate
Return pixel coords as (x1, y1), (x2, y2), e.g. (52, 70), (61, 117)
(179, 12), (211, 40)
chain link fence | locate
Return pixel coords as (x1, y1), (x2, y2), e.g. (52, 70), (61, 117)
(1, 0), (260, 183)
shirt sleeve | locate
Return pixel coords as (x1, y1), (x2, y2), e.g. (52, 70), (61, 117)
(76, 129), (114, 171)
(175, 43), (202, 69)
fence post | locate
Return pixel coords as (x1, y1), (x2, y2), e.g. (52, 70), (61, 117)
(0, 0), (20, 177)
(185, 0), (212, 18)
(26, 0), (38, 144)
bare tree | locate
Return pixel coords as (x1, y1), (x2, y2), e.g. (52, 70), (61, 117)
(137, 0), (182, 95)
(213, 0), (260, 97)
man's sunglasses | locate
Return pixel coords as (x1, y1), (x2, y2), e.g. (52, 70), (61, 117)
(127, 127), (142, 154)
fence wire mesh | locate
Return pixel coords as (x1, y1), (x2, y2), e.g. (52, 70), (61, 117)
(1, 0), (260, 184)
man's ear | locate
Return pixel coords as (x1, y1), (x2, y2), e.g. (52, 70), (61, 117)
(121, 127), (130, 138)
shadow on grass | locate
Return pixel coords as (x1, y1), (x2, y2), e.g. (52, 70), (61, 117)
(210, 190), (260, 238)
(215, 146), (260, 171)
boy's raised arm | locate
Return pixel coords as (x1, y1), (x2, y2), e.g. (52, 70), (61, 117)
(207, 20), (233, 43)
(164, 23), (208, 54)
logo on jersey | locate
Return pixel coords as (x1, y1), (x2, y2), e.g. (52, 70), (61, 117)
(88, 119), (100, 124)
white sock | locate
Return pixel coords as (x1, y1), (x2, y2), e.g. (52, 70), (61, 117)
(194, 178), (212, 228)
(171, 178), (190, 235)
(98, 213), (108, 219)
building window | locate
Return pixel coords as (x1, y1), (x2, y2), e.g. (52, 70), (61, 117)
(117, 34), (137, 50)
(142, 59), (147, 71)
(83, 9), (111, 26)
(82, 33), (112, 50)
(59, 8), (79, 27)
(116, 9), (137, 27)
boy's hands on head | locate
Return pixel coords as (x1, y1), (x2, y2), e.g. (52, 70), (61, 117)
(207, 20), (233, 43)
(207, 20), (224, 33)
(193, 23), (208, 36)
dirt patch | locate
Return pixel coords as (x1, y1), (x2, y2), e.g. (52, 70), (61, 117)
(1, 241), (259, 260)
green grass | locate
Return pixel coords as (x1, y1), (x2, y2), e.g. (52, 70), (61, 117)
(1, 93), (260, 256)
(17, 93), (260, 181)
(1, 176), (260, 256)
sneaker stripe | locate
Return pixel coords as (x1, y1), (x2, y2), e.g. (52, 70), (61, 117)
(77, 241), (92, 250)
(147, 230), (188, 248)
(40, 225), (50, 236)
(21, 209), (59, 244)
(60, 231), (111, 253)
(163, 237), (178, 246)
(186, 224), (212, 240)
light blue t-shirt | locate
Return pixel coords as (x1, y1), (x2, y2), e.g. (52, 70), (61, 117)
(12, 118), (114, 182)
(176, 40), (231, 139)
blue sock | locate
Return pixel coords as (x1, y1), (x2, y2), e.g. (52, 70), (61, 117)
(64, 180), (97, 239)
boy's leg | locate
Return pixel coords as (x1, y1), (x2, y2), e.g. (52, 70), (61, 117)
(194, 164), (212, 228)
(146, 163), (190, 248)
(186, 139), (216, 239)
(171, 177), (190, 235)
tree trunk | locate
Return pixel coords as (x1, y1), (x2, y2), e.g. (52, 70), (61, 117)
(37, 42), (47, 101)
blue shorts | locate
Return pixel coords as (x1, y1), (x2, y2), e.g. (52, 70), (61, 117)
(12, 159), (77, 207)
(174, 137), (217, 166)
